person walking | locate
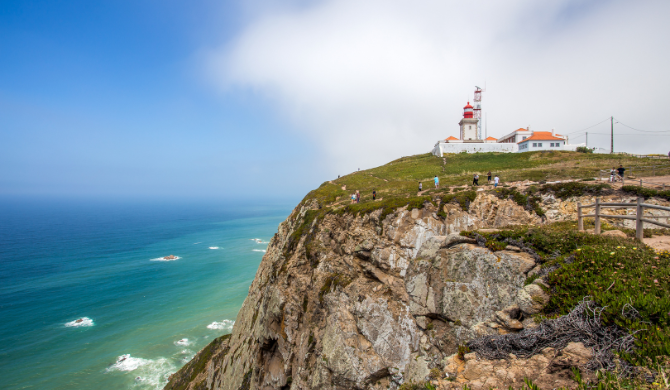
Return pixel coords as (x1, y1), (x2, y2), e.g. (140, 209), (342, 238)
(356, 191), (360, 203)
(419, 182), (423, 192)
(351, 193), (356, 204)
(487, 171), (492, 184)
(617, 165), (626, 181)
(494, 175), (500, 188)
(473, 174), (479, 186)
(372, 190), (377, 201)
(609, 167), (616, 183)
(434, 176), (439, 188)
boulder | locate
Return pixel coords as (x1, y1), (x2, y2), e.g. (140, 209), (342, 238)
(517, 284), (550, 315)
(602, 230), (628, 238)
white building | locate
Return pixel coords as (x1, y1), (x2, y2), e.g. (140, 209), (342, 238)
(431, 100), (588, 156)
(432, 102), (520, 156)
(517, 131), (567, 152)
(497, 127), (533, 144)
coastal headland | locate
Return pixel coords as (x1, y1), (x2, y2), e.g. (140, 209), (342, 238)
(165, 151), (670, 390)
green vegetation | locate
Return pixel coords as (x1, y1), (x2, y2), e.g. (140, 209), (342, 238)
(576, 146), (593, 153)
(466, 221), (670, 366)
(492, 186), (545, 217)
(164, 334), (232, 390)
(538, 182), (612, 200)
(319, 273), (352, 303)
(299, 151), (670, 214)
(622, 185), (670, 201)
(334, 195), (434, 222)
(398, 382), (436, 390)
(440, 191), (477, 212)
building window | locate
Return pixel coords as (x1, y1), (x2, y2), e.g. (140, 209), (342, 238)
(532, 143), (537, 147)
(522, 136), (527, 140)
(538, 143), (543, 147)
(550, 143), (554, 147)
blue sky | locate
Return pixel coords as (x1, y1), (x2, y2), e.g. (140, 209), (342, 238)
(2, 0), (669, 199)
(0, 0), (317, 199)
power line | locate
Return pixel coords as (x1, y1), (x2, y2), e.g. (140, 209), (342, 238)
(575, 132), (670, 136)
(613, 118), (670, 133)
(564, 118), (611, 135)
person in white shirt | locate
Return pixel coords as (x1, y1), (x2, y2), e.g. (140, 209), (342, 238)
(494, 175), (500, 188)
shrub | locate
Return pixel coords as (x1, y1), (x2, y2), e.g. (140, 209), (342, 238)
(469, 222), (670, 366)
(539, 182), (612, 200)
(576, 146), (593, 153)
(622, 185), (670, 201)
(439, 191), (477, 213)
(319, 274), (352, 303)
(457, 344), (471, 360)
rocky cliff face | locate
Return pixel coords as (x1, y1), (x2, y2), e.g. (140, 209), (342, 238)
(165, 191), (669, 390)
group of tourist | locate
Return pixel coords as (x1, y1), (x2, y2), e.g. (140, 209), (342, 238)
(471, 171), (500, 187)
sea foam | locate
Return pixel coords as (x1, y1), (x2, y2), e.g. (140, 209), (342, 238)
(174, 338), (191, 347)
(107, 354), (176, 389)
(207, 319), (234, 331)
(65, 317), (94, 327)
(251, 238), (269, 244)
(150, 256), (181, 262)
(252, 249), (267, 253)
(209, 247), (220, 250)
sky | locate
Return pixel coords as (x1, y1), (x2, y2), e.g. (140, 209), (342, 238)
(1, 0), (669, 199)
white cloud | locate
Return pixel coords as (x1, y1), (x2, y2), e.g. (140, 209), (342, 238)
(207, 0), (670, 173)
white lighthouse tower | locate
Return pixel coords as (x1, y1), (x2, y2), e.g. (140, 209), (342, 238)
(459, 102), (480, 141)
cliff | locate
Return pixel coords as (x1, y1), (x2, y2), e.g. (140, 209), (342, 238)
(164, 179), (670, 390)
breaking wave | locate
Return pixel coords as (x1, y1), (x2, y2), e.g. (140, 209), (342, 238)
(206, 319), (234, 331)
(150, 256), (181, 262)
(106, 354), (176, 389)
(65, 317), (94, 327)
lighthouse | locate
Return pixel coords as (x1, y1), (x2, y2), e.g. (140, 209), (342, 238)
(459, 102), (480, 141)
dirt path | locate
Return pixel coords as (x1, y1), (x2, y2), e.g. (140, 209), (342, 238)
(643, 236), (670, 252)
(598, 175), (670, 190)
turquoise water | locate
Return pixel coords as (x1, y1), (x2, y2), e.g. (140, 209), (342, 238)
(0, 197), (292, 390)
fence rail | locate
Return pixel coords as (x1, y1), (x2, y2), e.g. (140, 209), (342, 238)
(577, 197), (670, 240)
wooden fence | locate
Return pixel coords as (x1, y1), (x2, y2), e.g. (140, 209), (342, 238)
(577, 197), (670, 241)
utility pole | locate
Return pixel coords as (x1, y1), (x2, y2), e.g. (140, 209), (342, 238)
(610, 116), (614, 154)
(586, 132), (588, 148)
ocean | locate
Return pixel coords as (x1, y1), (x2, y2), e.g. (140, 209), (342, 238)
(0, 197), (293, 390)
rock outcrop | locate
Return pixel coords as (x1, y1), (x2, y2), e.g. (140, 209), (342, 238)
(165, 191), (670, 390)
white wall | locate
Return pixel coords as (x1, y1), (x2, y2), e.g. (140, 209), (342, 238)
(433, 142), (518, 156)
(518, 140), (580, 153)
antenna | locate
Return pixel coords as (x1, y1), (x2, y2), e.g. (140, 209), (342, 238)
(485, 113), (488, 139)
(473, 86), (483, 139)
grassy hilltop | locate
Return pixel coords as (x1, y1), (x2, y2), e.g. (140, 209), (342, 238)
(304, 151), (670, 207)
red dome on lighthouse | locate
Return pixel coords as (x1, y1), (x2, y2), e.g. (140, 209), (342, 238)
(463, 102), (474, 119)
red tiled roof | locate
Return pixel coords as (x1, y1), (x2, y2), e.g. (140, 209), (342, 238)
(514, 128), (530, 132)
(446, 136), (459, 141)
(485, 136), (497, 140)
(518, 132), (565, 143)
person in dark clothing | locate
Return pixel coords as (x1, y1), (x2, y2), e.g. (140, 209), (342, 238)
(418, 182), (423, 192)
(473, 174), (479, 186)
(617, 165), (625, 180)
(372, 190), (376, 200)
(487, 171), (492, 184)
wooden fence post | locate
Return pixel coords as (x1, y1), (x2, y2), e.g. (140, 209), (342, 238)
(636, 197), (644, 241)
(595, 197), (601, 234)
(640, 179), (643, 188)
(577, 202), (583, 231)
